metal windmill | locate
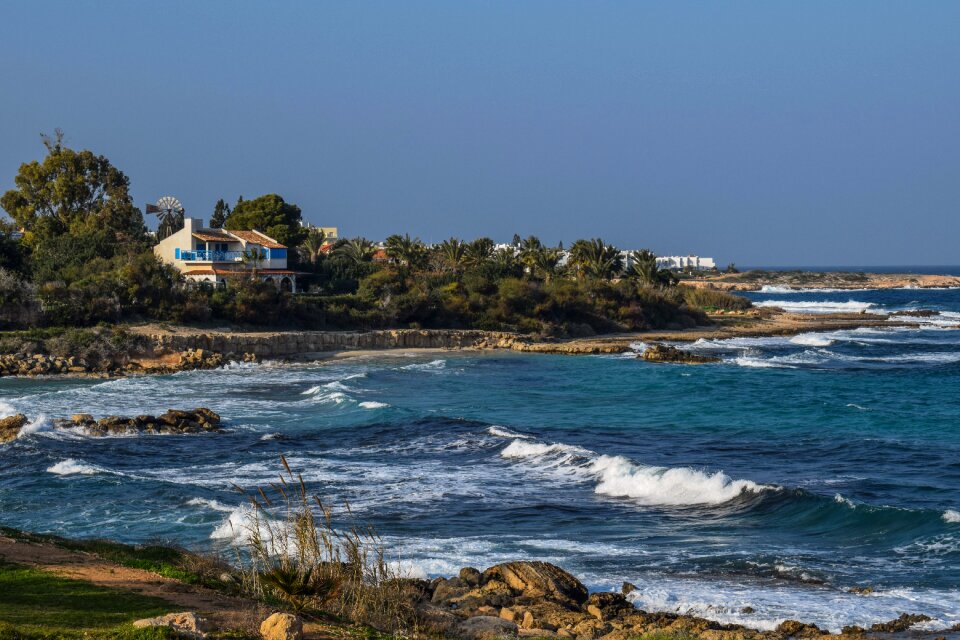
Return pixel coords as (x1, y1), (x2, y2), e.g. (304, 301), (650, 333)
(147, 196), (185, 241)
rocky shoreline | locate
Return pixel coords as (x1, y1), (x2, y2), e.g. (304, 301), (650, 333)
(684, 272), (960, 292)
(0, 306), (949, 379)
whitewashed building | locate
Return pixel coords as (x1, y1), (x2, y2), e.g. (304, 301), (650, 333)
(154, 217), (298, 290)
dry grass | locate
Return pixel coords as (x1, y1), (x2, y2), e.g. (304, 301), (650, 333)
(228, 456), (418, 633)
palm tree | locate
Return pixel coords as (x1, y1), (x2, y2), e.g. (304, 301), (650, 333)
(334, 237), (375, 264)
(517, 236), (543, 276)
(437, 237), (467, 273)
(384, 233), (427, 268)
(628, 249), (658, 286)
(568, 238), (622, 280)
(241, 246), (265, 279)
(464, 237), (495, 269)
(531, 246), (564, 282)
(298, 228), (326, 265)
(491, 247), (521, 275)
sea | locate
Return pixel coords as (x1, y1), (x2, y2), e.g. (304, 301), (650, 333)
(1, 283), (959, 633)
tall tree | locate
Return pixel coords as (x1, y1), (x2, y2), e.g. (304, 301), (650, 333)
(210, 198), (231, 228)
(464, 237), (495, 269)
(224, 194), (305, 246)
(0, 129), (147, 248)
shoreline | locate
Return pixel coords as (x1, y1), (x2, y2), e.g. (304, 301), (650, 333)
(683, 272), (960, 292)
(0, 309), (943, 379)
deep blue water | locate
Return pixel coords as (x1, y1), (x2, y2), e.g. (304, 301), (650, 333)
(1, 286), (959, 632)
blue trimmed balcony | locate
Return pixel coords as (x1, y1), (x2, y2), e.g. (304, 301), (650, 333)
(176, 249), (246, 262)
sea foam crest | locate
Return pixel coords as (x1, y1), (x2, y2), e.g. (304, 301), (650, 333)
(789, 333), (835, 347)
(754, 300), (876, 314)
(500, 438), (769, 506)
(47, 458), (101, 475)
(944, 509), (960, 523)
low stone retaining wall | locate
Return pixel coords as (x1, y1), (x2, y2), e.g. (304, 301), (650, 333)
(144, 329), (517, 357)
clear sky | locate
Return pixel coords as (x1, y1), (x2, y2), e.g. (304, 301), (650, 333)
(1, 1), (958, 266)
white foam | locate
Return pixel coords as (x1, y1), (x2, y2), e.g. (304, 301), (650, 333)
(500, 438), (769, 506)
(186, 497), (237, 513)
(210, 505), (266, 542)
(754, 300), (876, 314)
(943, 509), (960, 523)
(47, 459), (101, 475)
(401, 359), (446, 371)
(17, 414), (52, 438)
(487, 426), (534, 439)
(0, 400), (17, 415)
(733, 357), (794, 369)
(790, 333), (835, 347)
(359, 401), (389, 409)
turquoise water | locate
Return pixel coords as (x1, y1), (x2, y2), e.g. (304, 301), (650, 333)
(1, 287), (959, 632)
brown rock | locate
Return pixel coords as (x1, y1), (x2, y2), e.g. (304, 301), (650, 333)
(641, 344), (720, 364)
(481, 561), (589, 605)
(259, 612), (303, 640)
(776, 619), (823, 636)
(456, 616), (519, 640)
(71, 414), (94, 424)
(461, 566), (483, 586)
(869, 613), (932, 633)
(584, 592), (632, 621)
(0, 414), (28, 443)
(133, 611), (208, 638)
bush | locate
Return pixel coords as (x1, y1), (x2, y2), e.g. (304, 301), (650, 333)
(682, 286), (752, 312)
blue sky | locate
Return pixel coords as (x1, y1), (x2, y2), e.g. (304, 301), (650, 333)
(1, 1), (958, 266)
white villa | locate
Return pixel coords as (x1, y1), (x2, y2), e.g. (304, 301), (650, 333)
(154, 217), (299, 290)
(655, 255), (717, 271)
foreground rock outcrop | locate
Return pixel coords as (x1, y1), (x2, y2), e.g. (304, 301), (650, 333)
(641, 344), (720, 364)
(52, 408), (223, 436)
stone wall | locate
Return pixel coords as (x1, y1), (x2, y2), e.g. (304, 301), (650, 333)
(144, 329), (517, 358)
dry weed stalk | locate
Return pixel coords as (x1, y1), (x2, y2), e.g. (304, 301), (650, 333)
(229, 456), (417, 632)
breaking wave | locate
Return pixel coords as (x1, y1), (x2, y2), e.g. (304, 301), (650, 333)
(754, 300), (876, 314)
(944, 510), (960, 524)
(47, 458), (102, 475)
(499, 438), (770, 506)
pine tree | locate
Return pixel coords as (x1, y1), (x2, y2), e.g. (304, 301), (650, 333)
(210, 198), (230, 228)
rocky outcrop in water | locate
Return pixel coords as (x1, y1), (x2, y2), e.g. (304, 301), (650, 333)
(641, 344), (720, 364)
(51, 408), (223, 436)
(0, 414), (29, 443)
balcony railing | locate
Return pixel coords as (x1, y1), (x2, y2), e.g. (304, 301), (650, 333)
(179, 250), (246, 262)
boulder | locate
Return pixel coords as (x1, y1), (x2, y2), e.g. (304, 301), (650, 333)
(0, 414), (28, 443)
(584, 592), (632, 621)
(133, 612), (208, 638)
(456, 616), (519, 640)
(481, 561), (589, 606)
(641, 344), (720, 364)
(869, 613), (932, 633)
(460, 566), (483, 587)
(259, 612), (303, 640)
(776, 619), (824, 636)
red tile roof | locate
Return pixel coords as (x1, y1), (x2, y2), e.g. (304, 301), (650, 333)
(226, 229), (286, 249)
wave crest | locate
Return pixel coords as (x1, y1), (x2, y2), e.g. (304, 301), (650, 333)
(500, 437), (770, 506)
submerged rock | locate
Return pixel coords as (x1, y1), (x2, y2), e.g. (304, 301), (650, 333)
(52, 408), (224, 436)
(641, 343), (720, 364)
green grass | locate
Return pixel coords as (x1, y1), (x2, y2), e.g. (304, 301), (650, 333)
(0, 562), (178, 639)
(0, 528), (225, 589)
